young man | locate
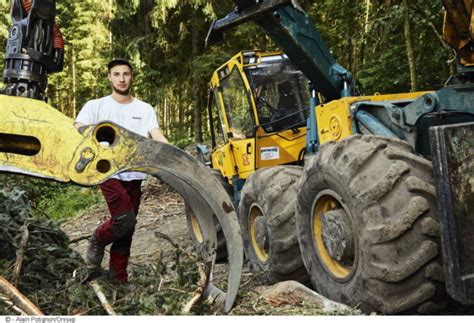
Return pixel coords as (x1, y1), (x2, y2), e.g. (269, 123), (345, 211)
(74, 59), (168, 284)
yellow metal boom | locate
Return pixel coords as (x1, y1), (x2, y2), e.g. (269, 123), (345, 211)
(0, 94), (243, 313)
(443, 0), (474, 66)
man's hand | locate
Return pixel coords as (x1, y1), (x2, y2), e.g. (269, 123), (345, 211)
(74, 122), (88, 134)
(74, 121), (86, 130)
(150, 127), (169, 143)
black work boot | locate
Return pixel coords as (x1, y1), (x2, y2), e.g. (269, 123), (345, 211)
(86, 233), (105, 267)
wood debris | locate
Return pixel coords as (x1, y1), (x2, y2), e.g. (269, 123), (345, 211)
(90, 281), (117, 315)
(0, 275), (43, 315)
(182, 261), (211, 314)
(13, 223), (30, 286)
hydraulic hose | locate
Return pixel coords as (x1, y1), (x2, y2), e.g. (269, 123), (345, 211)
(52, 25), (64, 49)
(21, 0), (32, 12)
(21, 0), (64, 49)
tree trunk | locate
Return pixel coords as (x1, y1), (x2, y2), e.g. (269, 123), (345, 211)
(109, 0), (113, 47)
(164, 96), (168, 136)
(71, 45), (77, 117)
(403, 0), (417, 92)
(67, 45), (77, 117)
(178, 93), (184, 126)
(67, 47), (72, 116)
(55, 86), (62, 113)
(191, 11), (203, 143)
(360, 0), (371, 66)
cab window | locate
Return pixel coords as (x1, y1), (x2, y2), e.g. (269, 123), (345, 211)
(246, 58), (309, 133)
(220, 67), (254, 139)
(210, 89), (226, 147)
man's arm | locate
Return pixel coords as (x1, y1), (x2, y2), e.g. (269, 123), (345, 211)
(150, 127), (169, 143)
(74, 122), (86, 130)
(74, 121), (90, 134)
(75, 100), (94, 133)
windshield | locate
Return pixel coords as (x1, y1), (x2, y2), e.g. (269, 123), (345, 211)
(246, 57), (310, 133)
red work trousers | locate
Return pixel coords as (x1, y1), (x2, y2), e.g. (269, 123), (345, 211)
(95, 178), (142, 283)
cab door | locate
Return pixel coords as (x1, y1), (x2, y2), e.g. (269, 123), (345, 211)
(214, 62), (256, 180)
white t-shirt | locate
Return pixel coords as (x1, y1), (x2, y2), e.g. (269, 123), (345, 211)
(75, 95), (159, 181)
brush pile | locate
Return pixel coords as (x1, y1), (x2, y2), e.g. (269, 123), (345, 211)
(0, 187), (210, 315)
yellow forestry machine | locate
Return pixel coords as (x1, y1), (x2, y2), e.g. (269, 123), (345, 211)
(0, 0), (244, 313)
(186, 0), (474, 314)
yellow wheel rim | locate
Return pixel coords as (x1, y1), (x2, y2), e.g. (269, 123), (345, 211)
(313, 194), (352, 279)
(190, 210), (203, 243)
(248, 205), (269, 263)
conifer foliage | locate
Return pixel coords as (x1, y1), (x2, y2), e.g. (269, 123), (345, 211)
(0, 0), (453, 145)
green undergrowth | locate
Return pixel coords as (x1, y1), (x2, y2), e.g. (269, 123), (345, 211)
(1, 174), (102, 220)
(36, 185), (102, 220)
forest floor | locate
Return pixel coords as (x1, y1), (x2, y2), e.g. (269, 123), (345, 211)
(60, 177), (358, 316)
(60, 176), (474, 316)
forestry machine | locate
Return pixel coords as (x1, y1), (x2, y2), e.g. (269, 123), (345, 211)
(0, 0), (244, 313)
(187, 0), (474, 314)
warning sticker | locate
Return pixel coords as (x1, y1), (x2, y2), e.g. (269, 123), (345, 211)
(261, 147), (280, 160)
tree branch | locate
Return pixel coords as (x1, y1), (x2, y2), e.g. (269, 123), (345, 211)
(0, 276), (43, 315)
(182, 261), (211, 314)
(69, 233), (92, 244)
(13, 223), (30, 286)
(89, 281), (117, 315)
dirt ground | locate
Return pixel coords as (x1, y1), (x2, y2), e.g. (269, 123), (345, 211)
(60, 176), (474, 316)
(62, 177), (189, 267)
(60, 176), (356, 315)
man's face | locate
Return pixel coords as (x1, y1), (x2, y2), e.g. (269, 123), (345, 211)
(108, 64), (133, 95)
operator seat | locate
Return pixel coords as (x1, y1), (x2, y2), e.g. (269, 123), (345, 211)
(271, 81), (300, 130)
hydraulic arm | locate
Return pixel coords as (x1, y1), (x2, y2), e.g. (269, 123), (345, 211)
(207, 0), (356, 100)
(208, 0), (474, 92)
(2, 0), (64, 101)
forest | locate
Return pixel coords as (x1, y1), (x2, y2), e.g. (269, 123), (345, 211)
(0, 0), (472, 315)
(0, 0), (453, 148)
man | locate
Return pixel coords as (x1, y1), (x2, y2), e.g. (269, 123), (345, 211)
(74, 59), (168, 284)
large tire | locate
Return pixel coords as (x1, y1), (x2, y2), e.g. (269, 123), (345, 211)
(239, 166), (309, 284)
(185, 169), (231, 262)
(296, 135), (446, 314)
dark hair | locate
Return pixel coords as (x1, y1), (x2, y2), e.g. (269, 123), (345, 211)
(107, 59), (133, 72)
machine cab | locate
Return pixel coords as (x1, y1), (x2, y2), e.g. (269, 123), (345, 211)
(208, 51), (310, 182)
